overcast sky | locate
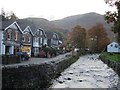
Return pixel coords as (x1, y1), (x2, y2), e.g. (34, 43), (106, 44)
(0, 0), (115, 20)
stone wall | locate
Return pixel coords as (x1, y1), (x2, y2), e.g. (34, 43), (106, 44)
(2, 55), (79, 89)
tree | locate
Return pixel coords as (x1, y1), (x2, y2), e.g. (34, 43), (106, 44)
(0, 8), (7, 21)
(6, 11), (18, 20)
(88, 23), (110, 52)
(104, 0), (120, 44)
(66, 25), (86, 53)
(0, 9), (18, 20)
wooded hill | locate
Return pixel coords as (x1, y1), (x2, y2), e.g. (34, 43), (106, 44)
(24, 12), (115, 41)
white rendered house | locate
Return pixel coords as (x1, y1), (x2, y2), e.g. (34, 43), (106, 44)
(107, 42), (120, 53)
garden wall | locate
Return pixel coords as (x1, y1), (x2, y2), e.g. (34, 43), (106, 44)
(2, 55), (79, 89)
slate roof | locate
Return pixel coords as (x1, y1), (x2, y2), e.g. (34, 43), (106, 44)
(0, 20), (15, 30)
(16, 19), (38, 34)
(0, 19), (43, 36)
(45, 31), (54, 39)
(45, 31), (59, 40)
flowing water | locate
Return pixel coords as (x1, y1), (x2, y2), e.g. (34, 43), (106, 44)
(51, 54), (119, 88)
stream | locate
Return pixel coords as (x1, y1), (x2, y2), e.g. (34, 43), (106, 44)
(51, 54), (119, 88)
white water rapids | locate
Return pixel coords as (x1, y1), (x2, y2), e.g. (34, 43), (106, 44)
(51, 54), (119, 88)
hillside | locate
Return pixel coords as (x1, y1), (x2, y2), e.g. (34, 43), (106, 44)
(51, 12), (115, 40)
(25, 18), (68, 34)
(22, 12), (115, 41)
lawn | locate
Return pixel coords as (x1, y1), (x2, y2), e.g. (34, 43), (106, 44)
(101, 52), (120, 62)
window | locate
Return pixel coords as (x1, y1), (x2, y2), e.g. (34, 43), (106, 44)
(40, 38), (42, 44)
(53, 34), (56, 38)
(28, 37), (31, 43)
(15, 31), (18, 41)
(115, 44), (118, 48)
(40, 31), (42, 36)
(7, 31), (12, 40)
(22, 36), (25, 42)
(35, 37), (39, 42)
(36, 30), (39, 36)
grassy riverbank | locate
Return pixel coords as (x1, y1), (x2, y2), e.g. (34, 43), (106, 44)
(100, 52), (120, 62)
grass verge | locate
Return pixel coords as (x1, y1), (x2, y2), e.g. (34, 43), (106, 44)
(100, 52), (120, 62)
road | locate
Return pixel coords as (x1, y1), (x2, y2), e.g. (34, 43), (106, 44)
(51, 54), (119, 88)
(2, 52), (72, 67)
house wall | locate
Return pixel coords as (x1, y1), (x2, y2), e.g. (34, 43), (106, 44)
(4, 29), (22, 44)
(0, 31), (2, 55)
(0, 31), (5, 55)
(107, 43), (120, 53)
(3, 23), (22, 55)
(107, 46), (119, 52)
(22, 30), (33, 57)
(32, 29), (47, 56)
(43, 38), (47, 45)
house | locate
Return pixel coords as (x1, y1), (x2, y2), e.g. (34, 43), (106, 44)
(0, 20), (22, 55)
(107, 42), (120, 53)
(46, 31), (59, 48)
(15, 19), (47, 57)
(32, 28), (47, 56)
(18, 23), (34, 57)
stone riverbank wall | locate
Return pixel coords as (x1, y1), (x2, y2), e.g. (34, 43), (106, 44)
(99, 56), (120, 89)
(2, 55), (79, 89)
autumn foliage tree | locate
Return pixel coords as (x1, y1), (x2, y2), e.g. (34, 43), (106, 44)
(88, 23), (110, 52)
(66, 25), (86, 53)
(104, 0), (120, 44)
